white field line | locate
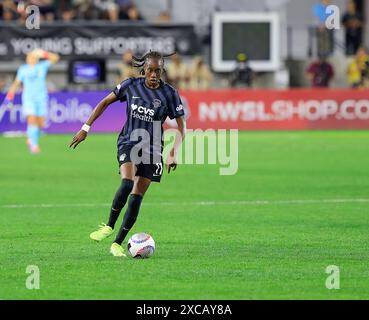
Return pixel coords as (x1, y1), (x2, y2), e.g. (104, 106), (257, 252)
(1, 198), (369, 209)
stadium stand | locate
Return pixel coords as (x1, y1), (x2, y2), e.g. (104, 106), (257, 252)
(0, 0), (368, 91)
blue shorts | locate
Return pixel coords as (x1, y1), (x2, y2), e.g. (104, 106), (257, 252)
(22, 98), (48, 117)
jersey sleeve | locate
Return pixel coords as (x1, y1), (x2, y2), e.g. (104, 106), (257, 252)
(113, 78), (133, 102)
(16, 66), (25, 82)
(167, 88), (185, 120)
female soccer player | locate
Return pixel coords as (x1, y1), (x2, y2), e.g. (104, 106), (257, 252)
(70, 51), (186, 257)
(4, 49), (60, 153)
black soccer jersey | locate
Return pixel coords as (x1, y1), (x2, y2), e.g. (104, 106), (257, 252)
(113, 77), (184, 156)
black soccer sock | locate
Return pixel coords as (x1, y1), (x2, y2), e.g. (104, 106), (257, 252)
(107, 179), (134, 229)
(114, 194), (143, 245)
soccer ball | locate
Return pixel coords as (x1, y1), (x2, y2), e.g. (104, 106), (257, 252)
(127, 233), (155, 258)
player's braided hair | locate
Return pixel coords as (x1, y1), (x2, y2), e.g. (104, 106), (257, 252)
(131, 50), (176, 75)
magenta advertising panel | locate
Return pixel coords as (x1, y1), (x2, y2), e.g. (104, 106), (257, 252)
(0, 91), (127, 133)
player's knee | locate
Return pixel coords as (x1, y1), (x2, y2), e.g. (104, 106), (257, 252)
(121, 172), (134, 181)
(37, 117), (45, 128)
(120, 163), (135, 180)
(27, 116), (37, 125)
(131, 178), (151, 196)
(131, 190), (145, 197)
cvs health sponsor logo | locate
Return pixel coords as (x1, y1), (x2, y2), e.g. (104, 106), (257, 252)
(131, 103), (154, 122)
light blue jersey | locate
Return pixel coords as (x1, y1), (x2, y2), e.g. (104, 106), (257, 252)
(16, 60), (50, 117)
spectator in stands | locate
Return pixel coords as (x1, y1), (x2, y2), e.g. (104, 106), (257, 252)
(166, 54), (189, 90)
(156, 11), (171, 23)
(188, 57), (212, 90)
(306, 54), (334, 88)
(313, 0), (334, 57)
(94, 0), (118, 21)
(74, 0), (98, 20)
(53, 0), (76, 21)
(14, 1), (28, 22)
(347, 47), (369, 88)
(229, 53), (255, 88)
(116, 0), (132, 20)
(342, 0), (363, 56)
(30, 0), (56, 22)
(74, 0), (117, 21)
(120, 3), (143, 21)
(0, 0), (19, 21)
(117, 50), (139, 82)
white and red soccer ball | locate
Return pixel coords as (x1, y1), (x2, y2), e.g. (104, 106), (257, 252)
(127, 233), (155, 258)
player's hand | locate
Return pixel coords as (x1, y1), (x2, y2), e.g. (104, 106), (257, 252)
(165, 154), (177, 174)
(32, 48), (45, 58)
(2, 92), (14, 107)
(69, 130), (87, 149)
(2, 98), (13, 107)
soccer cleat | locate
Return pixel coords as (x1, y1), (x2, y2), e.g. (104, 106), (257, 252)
(110, 242), (127, 257)
(89, 223), (113, 242)
(30, 145), (41, 154)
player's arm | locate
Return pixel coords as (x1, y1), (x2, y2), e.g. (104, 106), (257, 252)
(69, 92), (118, 149)
(44, 51), (60, 64)
(166, 116), (186, 173)
(33, 49), (60, 64)
(3, 79), (21, 105)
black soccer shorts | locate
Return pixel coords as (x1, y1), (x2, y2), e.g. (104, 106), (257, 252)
(117, 144), (163, 183)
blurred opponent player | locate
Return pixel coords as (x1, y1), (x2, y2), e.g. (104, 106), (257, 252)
(4, 49), (60, 153)
(69, 51), (186, 257)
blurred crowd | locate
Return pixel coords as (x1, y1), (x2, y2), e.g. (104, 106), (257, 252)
(116, 51), (254, 90)
(1, 0), (368, 90)
(0, 0), (163, 23)
(306, 46), (369, 89)
(117, 51), (214, 90)
(306, 0), (368, 89)
(313, 0), (363, 57)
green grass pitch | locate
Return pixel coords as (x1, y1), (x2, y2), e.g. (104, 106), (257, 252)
(1, 130), (369, 299)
